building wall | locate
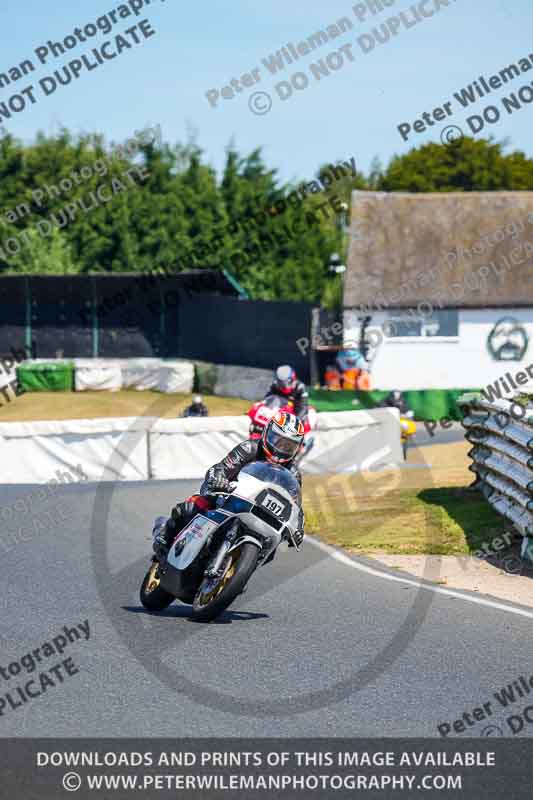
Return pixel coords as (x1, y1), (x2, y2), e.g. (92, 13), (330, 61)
(344, 307), (533, 390)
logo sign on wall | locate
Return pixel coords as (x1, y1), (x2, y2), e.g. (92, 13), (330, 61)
(487, 317), (529, 361)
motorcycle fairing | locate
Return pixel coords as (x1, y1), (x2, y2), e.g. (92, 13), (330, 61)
(160, 511), (230, 603)
(168, 514), (219, 571)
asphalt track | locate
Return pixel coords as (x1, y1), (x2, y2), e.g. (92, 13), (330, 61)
(411, 421), (465, 447)
(1, 476), (533, 739)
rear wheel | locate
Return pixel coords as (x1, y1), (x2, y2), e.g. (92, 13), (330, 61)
(191, 543), (259, 622)
(140, 561), (175, 611)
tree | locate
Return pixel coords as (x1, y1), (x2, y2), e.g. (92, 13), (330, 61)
(1, 128), (532, 304)
(378, 137), (533, 192)
(2, 226), (76, 274)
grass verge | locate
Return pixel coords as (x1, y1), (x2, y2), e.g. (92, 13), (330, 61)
(302, 442), (507, 556)
(0, 390), (250, 421)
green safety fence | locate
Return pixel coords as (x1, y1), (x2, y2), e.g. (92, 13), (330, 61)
(17, 362), (75, 393)
(309, 388), (480, 421)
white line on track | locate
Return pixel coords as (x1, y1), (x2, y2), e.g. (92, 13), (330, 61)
(308, 537), (533, 620)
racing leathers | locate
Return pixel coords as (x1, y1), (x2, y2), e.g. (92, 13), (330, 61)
(266, 380), (309, 422)
(153, 439), (305, 559)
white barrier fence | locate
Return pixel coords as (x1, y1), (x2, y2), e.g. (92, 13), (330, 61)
(0, 409), (401, 484)
(459, 393), (533, 559)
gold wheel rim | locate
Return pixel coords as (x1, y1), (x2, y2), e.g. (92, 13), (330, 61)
(196, 550), (240, 608)
(146, 562), (161, 594)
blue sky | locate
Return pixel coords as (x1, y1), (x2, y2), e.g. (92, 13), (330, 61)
(2, 0), (531, 185)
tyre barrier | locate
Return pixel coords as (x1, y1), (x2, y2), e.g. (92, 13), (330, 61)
(458, 393), (533, 561)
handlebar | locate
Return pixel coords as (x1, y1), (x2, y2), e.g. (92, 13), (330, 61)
(206, 482), (237, 497)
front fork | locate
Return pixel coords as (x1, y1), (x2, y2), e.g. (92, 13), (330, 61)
(205, 519), (240, 578)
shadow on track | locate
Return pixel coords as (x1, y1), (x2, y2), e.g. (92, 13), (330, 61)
(123, 604), (270, 624)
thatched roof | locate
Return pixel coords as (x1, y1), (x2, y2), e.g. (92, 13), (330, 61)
(344, 191), (533, 310)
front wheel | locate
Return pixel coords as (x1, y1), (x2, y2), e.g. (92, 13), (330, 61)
(191, 543), (260, 622)
(140, 561), (175, 611)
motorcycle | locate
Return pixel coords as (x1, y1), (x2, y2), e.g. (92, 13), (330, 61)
(139, 462), (302, 622)
(247, 395), (318, 466)
(400, 411), (416, 460)
(247, 394), (286, 438)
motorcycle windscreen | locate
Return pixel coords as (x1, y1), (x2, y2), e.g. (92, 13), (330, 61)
(239, 462), (301, 503)
(167, 515), (219, 571)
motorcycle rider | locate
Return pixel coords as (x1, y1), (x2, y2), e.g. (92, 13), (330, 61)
(152, 411), (306, 560)
(266, 365), (309, 421)
(183, 394), (208, 417)
(381, 390), (409, 415)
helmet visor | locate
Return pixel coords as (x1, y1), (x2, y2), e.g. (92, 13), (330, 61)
(265, 426), (301, 459)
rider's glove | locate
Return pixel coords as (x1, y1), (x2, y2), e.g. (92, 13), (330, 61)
(206, 473), (232, 494)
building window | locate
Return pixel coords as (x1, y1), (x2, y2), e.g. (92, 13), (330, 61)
(384, 309), (459, 338)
